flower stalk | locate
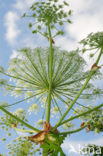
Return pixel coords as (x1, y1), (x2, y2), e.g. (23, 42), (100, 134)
(46, 24), (53, 122)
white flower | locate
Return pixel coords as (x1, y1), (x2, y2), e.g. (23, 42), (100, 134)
(63, 122), (74, 130)
(14, 108), (25, 120)
(51, 106), (59, 115)
(36, 119), (44, 127)
(40, 97), (47, 103)
(16, 80), (24, 86)
(26, 91), (33, 97)
(11, 88), (23, 97)
(28, 103), (38, 114)
(14, 108), (25, 114)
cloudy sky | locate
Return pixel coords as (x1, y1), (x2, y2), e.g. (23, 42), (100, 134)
(0, 0), (103, 155)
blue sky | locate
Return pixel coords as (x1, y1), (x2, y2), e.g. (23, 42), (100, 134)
(0, 0), (103, 155)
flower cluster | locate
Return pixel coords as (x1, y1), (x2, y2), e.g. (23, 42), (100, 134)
(28, 103), (39, 115)
(62, 121), (74, 131)
(22, 0), (72, 38)
(0, 108), (26, 129)
(78, 107), (103, 133)
(80, 32), (103, 55)
(7, 137), (40, 156)
(0, 47), (102, 122)
(88, 110), (103, 133)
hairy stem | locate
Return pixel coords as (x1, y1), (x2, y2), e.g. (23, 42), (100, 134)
(54, 48), (103, 130)
(46, 24), (53, 122)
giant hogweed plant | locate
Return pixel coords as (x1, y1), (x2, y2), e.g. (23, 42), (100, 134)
(0, 0), (103, 155)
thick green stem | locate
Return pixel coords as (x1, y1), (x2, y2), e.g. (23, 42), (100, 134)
(0, 106), (40, 132)
(54, 49), (103, 130)
(46, 24), (53, 122)
(59, 103), (103, 127)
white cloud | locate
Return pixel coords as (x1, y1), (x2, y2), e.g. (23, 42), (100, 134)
(22, 37), (37, 48)
(13, 0), (34, 12)
(66, 13), (103, 41)
(53, 0), (103, 48)
(4, 11), (20, 46)
(66, 0), (103, 41)
(69, 0), (93, 13)
(13, 1), (24, 11)
(4, 0), (36, 48)
(56, 36), (78, 51)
